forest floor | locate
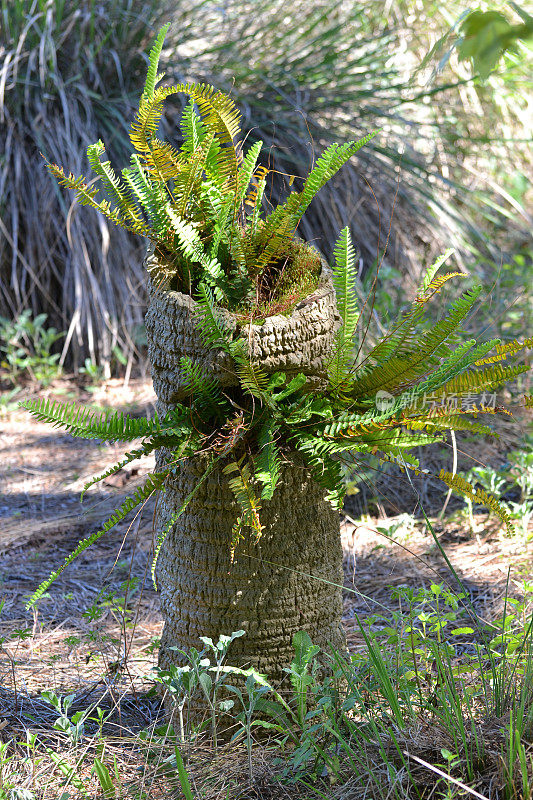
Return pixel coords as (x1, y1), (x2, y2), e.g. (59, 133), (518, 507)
(0, 377), (531, 797)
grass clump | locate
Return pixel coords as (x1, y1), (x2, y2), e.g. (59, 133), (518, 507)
(0, 0), (170, 375)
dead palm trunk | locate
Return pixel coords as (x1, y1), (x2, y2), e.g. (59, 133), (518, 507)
(145, 248), (346, 682)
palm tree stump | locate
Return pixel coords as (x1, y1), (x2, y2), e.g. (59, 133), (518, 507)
(144, 247), (346, 682)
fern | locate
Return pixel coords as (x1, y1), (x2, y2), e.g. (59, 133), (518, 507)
(254, 132), (377, 272)
(164, 208), (227, 300)
(121, 154), (169, 237)
(328, 227), (359, 393)
(80, 446), (151, 500)
(20, 398), (163, 441)
(223, 460), (263, 559)
(229, 339), (273, 406)
(439, 470), (515, 534)
(178, 355), (227, 419)
(194, 282), (234, 352)
(255, 420), (281, 500)
(26, 473), (167, 609)
(417, 248), (455, 296)
(235, 141), (263, 205)
(141, 23), (170, 103)
(46, 163), (151, 238)
(87, 141), (143, 226)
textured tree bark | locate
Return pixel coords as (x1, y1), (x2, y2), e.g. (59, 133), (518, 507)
(155, 455), (345, 682)
(144, 246), (346, 681)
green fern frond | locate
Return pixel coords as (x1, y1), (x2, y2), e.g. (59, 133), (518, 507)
(172, 82), (242, 191)
(270, 372), (308, 403)
(230, 339), (272, 405)
(86, 141), (143, 225)
(80, 447), (150, 500)
(418, 249), (455, 296)
(255, 132), (377, 270)
(255, 420), (281, 500)
(209, 191), (236, 261)
(194, 282), (234, 352)
(46, 163), (151, 237)
(328, 227), (359, 393)
(180, 101), (204, 154)
(475, 335), (533, 366)
(146, 139), (182, 180)
(141, 23), (170, 103)
(165, 208), (227, 300)
(352, 287), (484, 398)
(129, 91), (168, 159)
(178, 355), (227, 417)
(369, 306), (491, 399)
(433, 362), (529, 398)
(223, 460), (263, 559)
(20, 398), (163, 442)
(121, 154), (168, 236)
(26, 472), (167, 609)
(294, 444), (346, 509)
(236, 141), (263, 206)
(419, 338), (501, 397)
(173, 131), (216, 217)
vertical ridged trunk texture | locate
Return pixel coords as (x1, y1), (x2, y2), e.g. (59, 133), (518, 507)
(156, 455), (345, 681)
(144, 246), (345, 681)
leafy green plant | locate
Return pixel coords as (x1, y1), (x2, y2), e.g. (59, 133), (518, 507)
(19, 26), (532, 623)
(40, 690), (93, 746)
(47, 25), (375, 316)
(20, 229), (532, 608)
(0, 311), (64, 387)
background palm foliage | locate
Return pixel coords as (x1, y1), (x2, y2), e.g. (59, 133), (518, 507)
(0, 0), (531, 372)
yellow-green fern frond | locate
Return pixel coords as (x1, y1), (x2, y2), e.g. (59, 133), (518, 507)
(223, 460), (263, 560)
(46, 163), (151, 237)
(147, 139), (183, 181)
(174, 131), (216, 217)
(417, 249), (455, 297)
(439, 470), (515, 533)
(129, 86), (179, 163)
(422, 271), (467, 299)
(475, 335), (533, 366)
(86, 140), (143, 226)
(433, 362), (529, 398)
(172, 82), (242, 191)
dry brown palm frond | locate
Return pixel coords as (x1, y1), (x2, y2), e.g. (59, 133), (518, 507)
(0, 0), (186, 373)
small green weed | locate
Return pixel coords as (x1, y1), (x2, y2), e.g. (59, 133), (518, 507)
(0, 311), (64, 387)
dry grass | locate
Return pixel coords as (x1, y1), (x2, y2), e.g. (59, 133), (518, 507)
(0, 0), (172, 374)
